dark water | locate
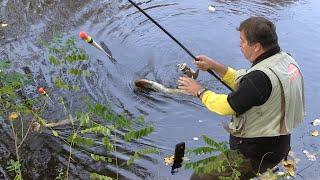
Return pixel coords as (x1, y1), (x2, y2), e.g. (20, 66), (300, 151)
(1, 0), (320, 179)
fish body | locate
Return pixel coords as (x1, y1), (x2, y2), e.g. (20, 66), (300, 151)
(134, 79), (187, 94)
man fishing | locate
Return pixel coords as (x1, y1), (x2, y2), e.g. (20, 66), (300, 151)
(178, 17), (305, 179)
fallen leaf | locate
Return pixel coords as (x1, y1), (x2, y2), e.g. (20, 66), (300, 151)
(258, 169), (276, 180)
(31, 122), (41, 132)
(312, 119), (320, 126)
(8, 112), (19, 121)
(288, 151), (300, 164)
(164, 155), (174, 166)
(311, 130), (319, 137)
(303, 150), (317, 161)
(1, 23), (8, 27)
(208, 5), (216, 13)
(287, 168), (295, 177)
(282, 159), (296, 177)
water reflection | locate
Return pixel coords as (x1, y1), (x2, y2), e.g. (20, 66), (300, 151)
(211, 0), (302, 20)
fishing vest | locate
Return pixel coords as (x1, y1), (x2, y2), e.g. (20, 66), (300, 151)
(227, 51), (305, 138)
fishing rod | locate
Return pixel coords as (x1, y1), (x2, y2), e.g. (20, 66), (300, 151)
(127, 0), (233, 92)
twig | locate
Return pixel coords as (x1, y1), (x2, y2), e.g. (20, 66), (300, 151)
(10, 121), (21, 163)
(258, 152), (274, 174)
(114, 131), (119, 180)
(17, 119), (34, 149)
(65, 138), (73, 180)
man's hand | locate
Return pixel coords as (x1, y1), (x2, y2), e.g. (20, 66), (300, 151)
(194, 55), (215, 71)
(194, 55), (228, 78)
(178, 77), (202, 96)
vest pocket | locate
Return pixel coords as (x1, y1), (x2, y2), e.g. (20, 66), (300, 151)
(229, 114), (246, 135)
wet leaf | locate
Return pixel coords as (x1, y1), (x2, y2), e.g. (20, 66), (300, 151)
(79, 112), (90, 126)
(8, 112), (19, 121)
(54, 77), (69, 90)
(303, 150), (317, 161)
(31, 122), (41, 132)
(81, 125), (110, 136)
(102, 137), (113, 150)
(164, 155), (174, 166)
(127, 148), (159, 165)
(311, 130), (319, 137)
(312, 119), (320, 126)
(91, 154), (110, 163)
(90, 173), (112, 180)
(124, 126), (154, 142)
(52, 130), (59, 137)
(282, 159), (296, 177)
(208, 4), (216, 13)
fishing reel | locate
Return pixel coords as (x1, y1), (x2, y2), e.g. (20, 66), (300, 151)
(177, 63), (199, 79)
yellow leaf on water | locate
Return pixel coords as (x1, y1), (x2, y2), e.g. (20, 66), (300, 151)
(282, 159), (295, 166)
(311, 130), (319, 137)
(287, 168), (295, 176)
(282, 159), (296, 177)
(8, 112), (19, 121)
(164, 155), (174, 166)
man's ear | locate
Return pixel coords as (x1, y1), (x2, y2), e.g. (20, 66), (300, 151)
(254, 43), (263, 52)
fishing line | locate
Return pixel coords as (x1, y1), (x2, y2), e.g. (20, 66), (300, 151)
(127, 0), (233, 91)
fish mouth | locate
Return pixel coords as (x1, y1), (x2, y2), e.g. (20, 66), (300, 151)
(134, 79), (153, 89)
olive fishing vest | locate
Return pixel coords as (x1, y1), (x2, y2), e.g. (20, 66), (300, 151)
(227, 52), (305, 138)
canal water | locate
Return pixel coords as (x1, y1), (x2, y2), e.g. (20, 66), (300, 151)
(1, 0), (319, 179)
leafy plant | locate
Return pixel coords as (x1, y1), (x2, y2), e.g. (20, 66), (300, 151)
(54, 168), (65, 180)
(0, 60), (38, 180)
(127, 148), (160, 165)
(185, 135), (243, 180)
(6, 159), (22, 180)
(40, 36), (157, 179)
(90, 173), (113, 180)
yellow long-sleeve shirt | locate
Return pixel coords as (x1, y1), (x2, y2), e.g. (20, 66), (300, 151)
(201, 67), (237, 116)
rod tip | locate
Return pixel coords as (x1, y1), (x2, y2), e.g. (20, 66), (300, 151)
(79, 31), (89, 40)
